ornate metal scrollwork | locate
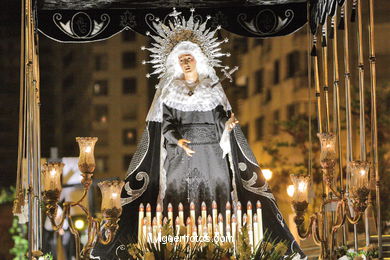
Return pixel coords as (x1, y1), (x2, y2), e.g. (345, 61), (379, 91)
(53, 12), (110, 39)
(237, 9), (294, 37)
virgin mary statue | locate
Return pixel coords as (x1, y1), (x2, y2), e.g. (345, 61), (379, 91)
(91, 9), (305, 259)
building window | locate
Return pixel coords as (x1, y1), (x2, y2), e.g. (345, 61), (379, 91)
(122, 52), (136, 69)
(265, 89), (272, 103)
(286, 51), (300, 78)
(93, 80), (108, 96)
(273, 60), (280, 84)
(123, 128), (137, 145)
(255, 117), (264, 141)
(94, 53), (108, 71)
(96, 156), (108, 173)
(93, 105), (108, 123)
(254, 69), (264, 94)
(287, 103), (299, 119)
(273, 110), (280, 135)
(122, 77), (137, 94)
(123, 154), (133, 171)
(122, 103), (137, 120)
(122, 30), (136, 42)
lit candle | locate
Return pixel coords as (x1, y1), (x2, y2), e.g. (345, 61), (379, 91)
(85, 145), (92, 153)
(253, 214), (259, 248)
(76, 137), (98, 174)
(175, 216), (180, 236)
(156, 203), (162, 228)
(42, 162), (64, 196)
(178, 203), (184, 226)
(226, 201), (231, 228)
(163, 217), (168, 230)
(147, 222), (153, 244)
(291, 174), (310, 203)
(190, 201), (196, 226)
(256, 200), (263, 241)
(186, 217), (192, 237)
(152, 217), (157, 243)
(212, 200), (218, 233)
(168, 203), (173, 227)
(198, 216), (203, 237)
(97, 180), (124, 220)
(203, 225), (208, 238)
(247, 201), (253, 229)
(218, 213), (224, 237)
(192, 225), (197, 239)
(231, 214), (237, 243)
(226, 224), (231, 243)
(146, 203), (152, 227)
(201, 201), (207, 226)
(237, 201), (242, 231)
(207, 215), (213, 236)
(138, 203), (144, 242)
(142, 217), (148, 243)
(349, 161), (370, 200)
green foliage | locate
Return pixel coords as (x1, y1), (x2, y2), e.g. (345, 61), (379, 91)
(0, 186), (28, 260)
(0, 186), (15, 204)
(9, 217), (28, 260)
(334, 244), (379, 259)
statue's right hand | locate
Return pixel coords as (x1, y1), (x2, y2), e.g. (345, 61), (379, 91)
(177, 139), (195, 157)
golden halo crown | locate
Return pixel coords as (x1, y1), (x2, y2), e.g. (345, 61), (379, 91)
(141, 8), (231, 79)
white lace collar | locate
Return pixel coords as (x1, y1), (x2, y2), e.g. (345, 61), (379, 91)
(162, 78), (231, 112)
(146, 78), (231, 122)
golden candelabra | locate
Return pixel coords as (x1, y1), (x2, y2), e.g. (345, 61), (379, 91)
(290, 132), (370, 259)
(41, 137), (124, 260)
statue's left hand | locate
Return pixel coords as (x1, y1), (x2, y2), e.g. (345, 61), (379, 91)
(226, 113), (239, 131)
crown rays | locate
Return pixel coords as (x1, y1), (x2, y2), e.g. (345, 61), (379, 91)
(141, 8), (230, 79)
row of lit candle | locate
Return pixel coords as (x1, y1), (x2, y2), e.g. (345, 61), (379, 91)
(137, 200), (264, 250)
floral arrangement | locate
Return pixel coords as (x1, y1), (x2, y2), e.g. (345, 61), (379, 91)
(335, 245), (379, 260)
(127, 224), (298, 260)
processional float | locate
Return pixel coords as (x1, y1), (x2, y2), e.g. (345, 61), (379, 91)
(13, 0), (382, 259)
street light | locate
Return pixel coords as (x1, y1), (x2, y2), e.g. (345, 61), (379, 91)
(262, 169), (273, 181)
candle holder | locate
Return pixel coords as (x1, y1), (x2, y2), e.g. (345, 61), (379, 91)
(97, 180), (124, 243)
(42, 137), (123, 260)
(318, 132), (337, 186)
(76, 137), (98, 189)
(41, 162), (64, 217)
(348, 161), (370, 212)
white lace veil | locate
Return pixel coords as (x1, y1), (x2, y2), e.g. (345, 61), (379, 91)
(146, 41), (221, 122)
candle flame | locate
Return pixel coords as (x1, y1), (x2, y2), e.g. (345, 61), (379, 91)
(50, 169), (57, 177)
(85, 146), (92, 153)
(298, 181), (307, 192)
(359, 169), (366, 176)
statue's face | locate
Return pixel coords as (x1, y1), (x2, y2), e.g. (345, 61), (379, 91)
(178, 54), (197, 74)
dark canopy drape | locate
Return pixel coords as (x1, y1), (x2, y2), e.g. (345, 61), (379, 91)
(35, 0), (309, 42)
